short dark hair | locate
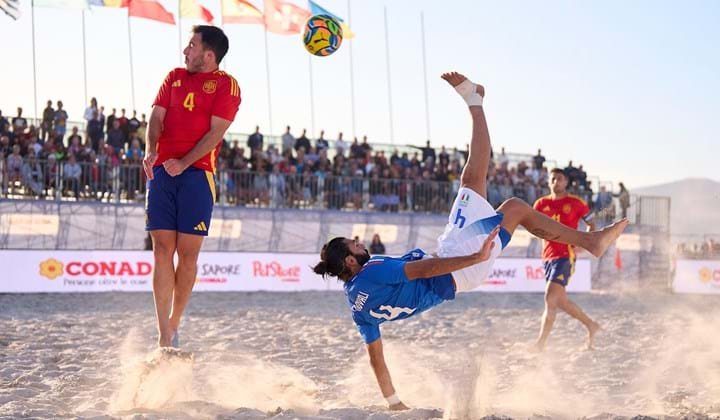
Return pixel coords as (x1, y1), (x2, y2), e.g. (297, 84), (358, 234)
(313, 237), (352, 281)
(193, 25), (229, 64)
(550, 168), (567, 179)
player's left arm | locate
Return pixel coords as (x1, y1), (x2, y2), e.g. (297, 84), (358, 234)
(163, 116), (233, 176)
(367, 339), (410, 411)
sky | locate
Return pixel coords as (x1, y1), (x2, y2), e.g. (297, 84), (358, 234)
(1, 0), (718, 189)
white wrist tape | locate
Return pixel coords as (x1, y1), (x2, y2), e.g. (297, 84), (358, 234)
(385, 393), (401, 405)
(455, 79), (484, 107)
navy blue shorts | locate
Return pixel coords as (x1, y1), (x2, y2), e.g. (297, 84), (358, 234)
(544, 257), (575, 287)
(145, 165), (216, 236)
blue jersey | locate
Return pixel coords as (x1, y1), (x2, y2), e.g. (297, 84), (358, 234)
(344, 249), (456, 344)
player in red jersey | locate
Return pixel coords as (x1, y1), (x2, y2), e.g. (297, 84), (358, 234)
(533, 168), (600, 350)
(143, 25), (241, 348)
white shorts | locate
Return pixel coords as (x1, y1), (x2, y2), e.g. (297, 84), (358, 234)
(436, 187), (510, 292)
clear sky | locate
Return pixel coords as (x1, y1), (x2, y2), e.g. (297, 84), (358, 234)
(1, 0), (718, 189)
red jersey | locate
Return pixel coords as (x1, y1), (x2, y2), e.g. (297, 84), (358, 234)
(152, 67), (241, 173)
(533, 194), (592, 261)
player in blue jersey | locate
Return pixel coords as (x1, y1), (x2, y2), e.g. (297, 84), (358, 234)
(313, 71), (628, 410)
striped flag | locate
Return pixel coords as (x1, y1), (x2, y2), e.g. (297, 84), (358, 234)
(128, 0), (175, 24)
(180, 0), (213, 23)
(0, 0), (21, 20)
(221, 0), (262, 24)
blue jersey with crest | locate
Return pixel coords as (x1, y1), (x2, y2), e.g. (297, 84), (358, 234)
(344, 249), (456, 344)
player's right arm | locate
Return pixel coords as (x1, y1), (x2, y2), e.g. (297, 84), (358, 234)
(403, 226), (499, 280)
(143, 105), (166, 180)
(367, 338), (409, 411)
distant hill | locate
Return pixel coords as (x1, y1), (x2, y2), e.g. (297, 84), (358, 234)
(633, 178), (720, 238)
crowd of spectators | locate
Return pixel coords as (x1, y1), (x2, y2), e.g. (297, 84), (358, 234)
(675, 239), (720, 260)
(1, 101), (621, 217)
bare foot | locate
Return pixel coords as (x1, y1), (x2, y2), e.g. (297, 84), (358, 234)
(587, 218), (629, 257)
(529, 341), (545, 353)
(441, 71), (485, 97)
(158, 324), (176, 348)
(587, 322), (601, 350)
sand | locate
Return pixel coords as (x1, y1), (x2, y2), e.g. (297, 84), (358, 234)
(1, 290), (719, 420)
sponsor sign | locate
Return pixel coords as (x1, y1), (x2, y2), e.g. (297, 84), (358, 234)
(673, 260), (720, 294)
(0, 251), (591, 293)
(472, 258), (592, 293)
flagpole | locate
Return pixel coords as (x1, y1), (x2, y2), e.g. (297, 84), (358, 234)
(30, 0), (39, 121)
(308, 55), (315, 138)
(127, 13), (136, 111)
(263, 27), (273, 135)
(420, 11), (430, 143)
(178, 0), (182, 66)
(383, 6), (394, 144)
(347, 0), (355, 138)
(82, 9), (88, 107)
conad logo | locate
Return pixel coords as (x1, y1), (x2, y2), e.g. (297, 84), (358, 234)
(698, 267), (720, 284)
(38, 258), (152, 279)
(39, 258), (64, 280)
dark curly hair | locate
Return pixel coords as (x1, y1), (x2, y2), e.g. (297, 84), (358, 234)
(313, 237), (354, 281)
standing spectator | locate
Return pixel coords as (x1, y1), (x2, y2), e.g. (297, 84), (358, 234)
(614, 182), (630, 219)
(281, 126), (295, 155)
(12, 107), (28, 133)
(54, 101), (68, 138)
(533, 148), (546, 170)
(22, 152), (44, 197)
(247, 125), (263, 155)
(360, 135), (373, 155)
(41, 101), (55, 142)
(106, 108), (117, 133)
(0, 150), (5, 195)
(294, 128), (311, 152)
(577, 164), (588, 188)
(136, 113), (147, 144)
(0, 110), (7, 132)
(496, 147), (509, 169)
(87, 110), (104, 151)
(84, 97), (98, 124)
(411, 140), (435, 164)
(63, 153), (82, 198)
(97, 106), (106, 131)
(117, 108), (129, 142)
(438, 146), (449, 169)
(350, 137), (364, 159)
(369, 233), (386, 255)
(564, 160), (579, 184)
(316, 130), (329, 152)
(335, 131), (347, 157)
(128, 110), (141, 135)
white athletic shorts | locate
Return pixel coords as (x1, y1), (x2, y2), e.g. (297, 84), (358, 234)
(436, 187), (511, 292)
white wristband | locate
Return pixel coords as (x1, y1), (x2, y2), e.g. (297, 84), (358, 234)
(385, 393), (401, 405)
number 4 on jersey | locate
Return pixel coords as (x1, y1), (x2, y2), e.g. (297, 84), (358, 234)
(183, 92), (195, 111)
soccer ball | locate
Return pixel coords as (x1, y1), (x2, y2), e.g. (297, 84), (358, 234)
(303, 14), (343, 57)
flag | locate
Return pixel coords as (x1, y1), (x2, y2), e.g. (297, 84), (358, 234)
(0, 0), (21, 20)
(88, 0), (128, 7)
(34, 0), (88, 9)
(180, 0), (212, 23)
(128, 0), (174, 24)
(221, 0), (262, 24)
(308, 0), (353, 38)
(264, 0), (309, 35)
(615, 248), (623, 271)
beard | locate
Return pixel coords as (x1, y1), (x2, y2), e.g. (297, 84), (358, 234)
(354, 249), (371, 266)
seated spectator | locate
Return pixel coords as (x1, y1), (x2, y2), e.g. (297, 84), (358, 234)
(106, 120), (125, 154)
(21, 152), (43, 197)
(369, 234), (386, 255)
(6, 145), (23, 185)
(63, 154), (82, 198)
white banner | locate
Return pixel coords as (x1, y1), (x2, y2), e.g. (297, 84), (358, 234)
(673, 259), (720, 294)
(0, 251), (591, 293)
(471, 258), (591, 293)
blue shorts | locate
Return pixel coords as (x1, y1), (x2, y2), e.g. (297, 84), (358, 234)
(544, 257), (575, 287)
(145, 165), (216, 236)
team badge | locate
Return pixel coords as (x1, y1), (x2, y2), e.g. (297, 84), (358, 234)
(459, 192), (470, 207)
(563, 203), (572, 214)
(203, 80), (217, 94)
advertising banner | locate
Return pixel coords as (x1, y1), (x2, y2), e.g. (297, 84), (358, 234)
(673, 260), (720, 294)
(0, 251), (591, 293)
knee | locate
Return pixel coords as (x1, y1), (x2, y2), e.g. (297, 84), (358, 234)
(498, 197), (529, 212)
(176, 246), (201, 264)
(152, 238), (176, 260)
